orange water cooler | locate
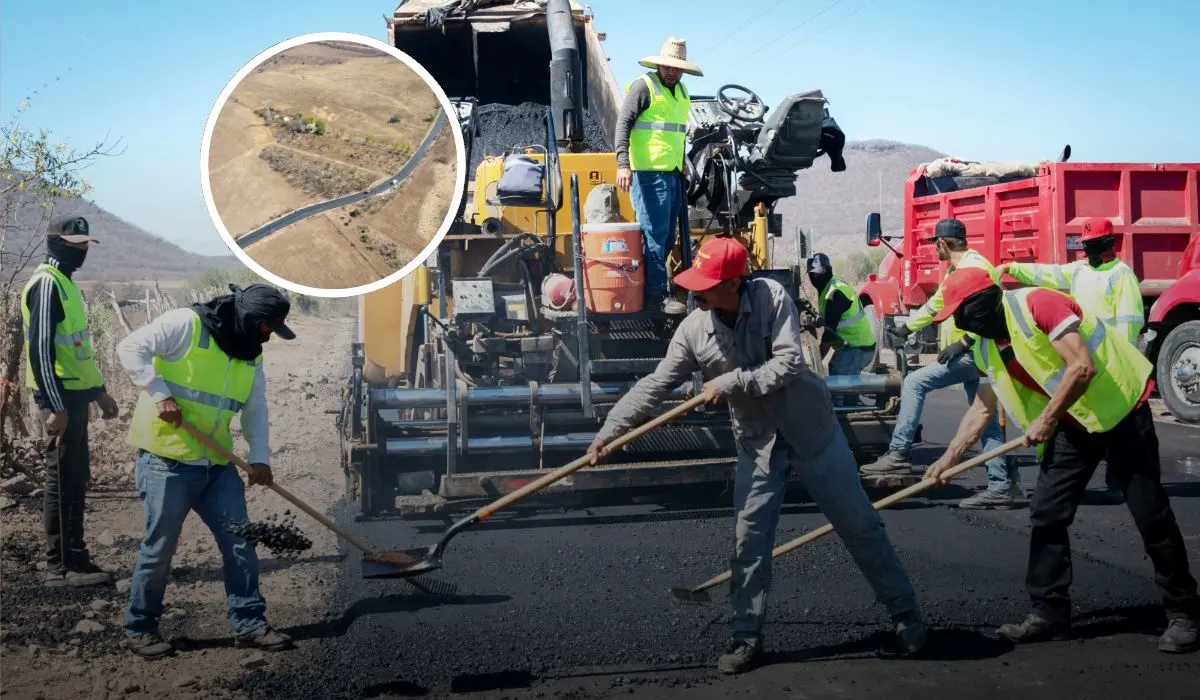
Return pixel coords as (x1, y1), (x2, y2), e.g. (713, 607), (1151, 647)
(580, 222), (645, 314)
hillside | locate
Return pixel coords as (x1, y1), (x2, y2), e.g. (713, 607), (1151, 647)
(772, 139), (946, 264)
(1, 190), (236, 283)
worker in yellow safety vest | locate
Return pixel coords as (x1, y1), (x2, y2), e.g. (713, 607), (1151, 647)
(996, 216), (1143, 504)
(806, 253), (876, 406)
(20, 216), (121, 588)
(924, 266), (1198, 654)
(115, 284), (297, 660)
(861, 218), (1021, 509)
(614, 37), (702, 316)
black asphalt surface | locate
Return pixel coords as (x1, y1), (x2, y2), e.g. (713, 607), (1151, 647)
(237, 109), (448, 249)
(234, 389), (1200, 699)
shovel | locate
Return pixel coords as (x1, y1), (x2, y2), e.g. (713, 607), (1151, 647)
(178, 421), (434, 583)
(670, 436), (1027, 604)
(369, 394), (710, 580)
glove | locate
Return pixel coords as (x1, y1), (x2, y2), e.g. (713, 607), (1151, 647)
(937, 340), (970, 365)
(886, 325), (911, 344)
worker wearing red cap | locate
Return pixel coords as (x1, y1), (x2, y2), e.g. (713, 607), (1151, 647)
(923, 266), (1198, 653)
(996, 216), (1144, 503)
(588, 237), (928, 674)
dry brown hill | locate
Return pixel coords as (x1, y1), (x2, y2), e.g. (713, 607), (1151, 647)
(1, 189), (236, 284)
(772, 139), (946, 265)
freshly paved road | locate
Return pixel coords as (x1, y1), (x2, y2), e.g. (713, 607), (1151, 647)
(237, 109), (448, 249)
(234, 389), (1200, 700)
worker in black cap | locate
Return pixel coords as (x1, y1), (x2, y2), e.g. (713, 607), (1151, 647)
(806, 253), (877, 405)
(19, 215), (121, 587)
(861, 217), (1021, 510)
(114, 283), (296, 659)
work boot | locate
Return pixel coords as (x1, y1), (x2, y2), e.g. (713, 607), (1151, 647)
(1158, 617), (1198, 654)
(43, 569), (67, 588)
(1097, 488), (1125, 505)
(997, 613), (1070, 644)
(958, 488), (1016, 510)
(124, 633), (175, 659)
(716, 638), (761, 675)
(234, 625), (293, 651)
(860, 451), (914, 475)
(64, 560), (113, 587)
(661, 294), (687, 316)
(880, 611), (928, 657)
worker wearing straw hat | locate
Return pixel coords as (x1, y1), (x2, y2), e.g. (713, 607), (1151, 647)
(614, 37), (703, 316)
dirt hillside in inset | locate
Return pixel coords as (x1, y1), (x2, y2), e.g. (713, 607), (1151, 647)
(208, 40), (442, 239)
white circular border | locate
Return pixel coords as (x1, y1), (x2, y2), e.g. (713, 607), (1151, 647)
(199, 31), (467, 298)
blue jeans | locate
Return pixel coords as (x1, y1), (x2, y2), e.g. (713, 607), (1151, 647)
(828, 346), (875, 407)
(889, 352), (1017, 493)
(125, 450), (267, 637)
(731, 425), (919, 645)
(629, 170), (682, 296)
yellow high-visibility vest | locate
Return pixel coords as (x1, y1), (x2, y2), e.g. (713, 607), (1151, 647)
(906, 249), (998, 349)
(973, 288), (1152, 434)
(20, 263), (104, 391)
(627, 72), (689, 172)
(1005, 258), (1144, 343)
(819, 277), (875, 348)
(128, 311), (259, 462)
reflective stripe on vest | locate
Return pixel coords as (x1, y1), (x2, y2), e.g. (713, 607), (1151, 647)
(820, 277), (875, 348)
(1067, 260), (1144, 343)
(19, 263), (105, 391)
(973, 288), (1152, 434)
(128, 312), (258, 462)
(627, 72), (689, 172)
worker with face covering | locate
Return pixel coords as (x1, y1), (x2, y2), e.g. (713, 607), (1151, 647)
(116, 284), (297, 660)
(996, 216), (1141, 504)
(861, 218), (1020, 511)
(923, 267), (1198, 654)
(21, 216), (121, 587)
(806, 253), (876, 404)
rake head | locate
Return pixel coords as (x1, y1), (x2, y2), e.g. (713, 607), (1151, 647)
(669, 586), (715, 605)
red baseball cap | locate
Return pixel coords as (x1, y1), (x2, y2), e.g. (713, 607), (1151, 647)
(931, 267), (999, 323)
(673, 237), (749, 292)
(1078, 216), (1114, 242)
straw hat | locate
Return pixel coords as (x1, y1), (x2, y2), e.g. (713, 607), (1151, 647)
(638, 37), (703, 77)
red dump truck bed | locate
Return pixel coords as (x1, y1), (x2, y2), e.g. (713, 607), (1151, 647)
(874, 162), (1200, 314)
(860, 160), (1200, 424)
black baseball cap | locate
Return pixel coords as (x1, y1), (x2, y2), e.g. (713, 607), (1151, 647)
(236, 284), (296, 340)
(923, 217), (967, 242)
(48, 216), (99, 244)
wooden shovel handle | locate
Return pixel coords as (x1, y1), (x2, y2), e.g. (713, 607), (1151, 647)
(475, 394), (709, 521)
(179, 421), (379, 556)
(691, 436), (1028, 592)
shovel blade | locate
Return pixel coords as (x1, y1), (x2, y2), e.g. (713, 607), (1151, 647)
(361, 548), (439, 579)
(669, 586), (713, 604)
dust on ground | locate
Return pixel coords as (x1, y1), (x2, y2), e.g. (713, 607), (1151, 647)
(0, 313), (354, 700)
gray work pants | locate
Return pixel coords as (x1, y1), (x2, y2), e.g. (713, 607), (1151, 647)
(730, 423), (920, 645)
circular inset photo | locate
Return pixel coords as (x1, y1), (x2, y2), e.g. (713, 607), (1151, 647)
(201, 32), (466, 297)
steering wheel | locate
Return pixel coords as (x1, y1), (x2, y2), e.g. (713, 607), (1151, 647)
(716, 84), (766, 122)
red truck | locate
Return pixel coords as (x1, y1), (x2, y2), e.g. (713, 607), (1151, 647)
(859, 160), (1200, 424)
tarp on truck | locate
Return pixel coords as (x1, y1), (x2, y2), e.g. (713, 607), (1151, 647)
(921, 156), (1042, 179)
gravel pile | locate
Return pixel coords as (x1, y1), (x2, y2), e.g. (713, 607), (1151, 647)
(468, 102), (613, 178)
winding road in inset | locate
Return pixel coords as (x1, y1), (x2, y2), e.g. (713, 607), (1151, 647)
(236, 108), (448, 249)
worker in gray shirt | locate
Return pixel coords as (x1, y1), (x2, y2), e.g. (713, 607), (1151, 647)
(613, 36), (700, 316)
(587, 238), (928, 675)
(115, 284), (294, 659)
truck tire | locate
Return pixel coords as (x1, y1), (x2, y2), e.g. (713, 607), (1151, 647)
(1157, 320), (1200, 424)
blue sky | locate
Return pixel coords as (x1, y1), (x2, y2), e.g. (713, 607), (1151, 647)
(3, 0), (1197, 256)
